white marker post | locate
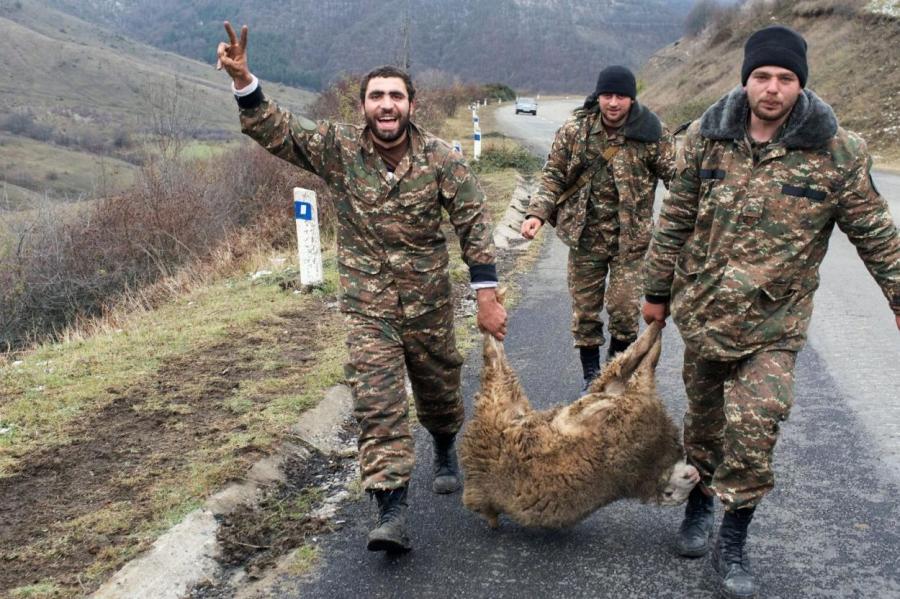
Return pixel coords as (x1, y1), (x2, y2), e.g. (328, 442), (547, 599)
(293, 187), (324, 287)
(473, 127), (482, 160)
(452, 139), (463, 155)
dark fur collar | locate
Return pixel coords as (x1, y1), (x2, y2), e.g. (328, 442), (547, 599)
(699, 86), (838, 150)
(622, 101), (663, 143)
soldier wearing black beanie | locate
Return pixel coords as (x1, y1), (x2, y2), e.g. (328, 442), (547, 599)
(645, 19), (900, 599)
(741, 25), (808, 88)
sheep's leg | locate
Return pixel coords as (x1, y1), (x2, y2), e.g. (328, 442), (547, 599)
(590, 322), (662, 396)
(463, 485), (501, 529)
(480, 333), (531, 412)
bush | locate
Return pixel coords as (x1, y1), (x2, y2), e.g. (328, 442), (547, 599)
(481, 83), (516, 102)
(1, 112), (54, 142)
(472, 144), (542, 174)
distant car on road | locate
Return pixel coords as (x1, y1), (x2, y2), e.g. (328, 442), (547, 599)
(515, 97), (537, 116)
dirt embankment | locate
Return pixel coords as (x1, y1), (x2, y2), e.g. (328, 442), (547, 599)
(0, 301), (337, 596)
(639, 0), (900, 165)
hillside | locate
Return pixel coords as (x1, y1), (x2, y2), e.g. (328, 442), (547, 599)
(639, 0), (900, 162)
(0, 0), (315, 204)
(41, 0), (695, 93)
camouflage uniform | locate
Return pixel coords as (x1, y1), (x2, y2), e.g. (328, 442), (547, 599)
(527, 103), (675, 346)
(644, 87), (900, 510)
(236, 88), (497, 491)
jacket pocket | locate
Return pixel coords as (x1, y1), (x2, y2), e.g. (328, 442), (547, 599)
(744, 280), (802, 344)
(337, 254), (391, 308)
(399, 251), (452, 311)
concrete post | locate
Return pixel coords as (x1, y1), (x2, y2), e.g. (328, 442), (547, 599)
(473, 127), (482, 160)
(293, 187), (324, 287)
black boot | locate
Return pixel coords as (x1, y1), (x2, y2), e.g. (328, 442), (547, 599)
(432, 433), (461, 494)
(606, 336), (634, 362)
(579, 346), (600, 395)
(675, 485), (715, 557)
(711, 508), (757, 599)
(367, 487), (412, 553)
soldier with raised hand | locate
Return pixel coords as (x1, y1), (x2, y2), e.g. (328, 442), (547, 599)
(642, 25), (900, 599)
(216, 21), (507, 554)
(521, 66), (675, 394)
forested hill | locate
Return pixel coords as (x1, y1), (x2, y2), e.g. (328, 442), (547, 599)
(639, 0), (900, 160)
(41, 0), (695, 93)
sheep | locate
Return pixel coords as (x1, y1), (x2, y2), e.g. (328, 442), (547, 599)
(459, 320), (699, 529)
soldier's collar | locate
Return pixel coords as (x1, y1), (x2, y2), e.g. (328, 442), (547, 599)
(701, 86), (838, 150)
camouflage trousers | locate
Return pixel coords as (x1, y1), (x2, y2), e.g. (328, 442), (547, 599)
(682, 347), (797, 511)
(344, 302), (465, 492)
(567, 246), (642, 347)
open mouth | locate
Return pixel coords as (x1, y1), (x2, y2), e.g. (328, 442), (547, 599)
(377, 115), (399, 127)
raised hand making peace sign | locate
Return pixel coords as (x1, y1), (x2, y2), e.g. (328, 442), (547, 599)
(216, 21), (253, 89)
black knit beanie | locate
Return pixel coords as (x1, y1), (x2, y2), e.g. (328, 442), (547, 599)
(583, 65), (636, 108)
(594, 65), (637, 99)
(741, 25), (808, 87)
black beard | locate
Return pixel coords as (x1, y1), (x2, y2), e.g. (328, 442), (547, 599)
(367, 113), (409, 143)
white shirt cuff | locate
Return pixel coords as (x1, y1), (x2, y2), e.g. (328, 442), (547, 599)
(232, 74), (259, 96)
(470, 281), (499, 290)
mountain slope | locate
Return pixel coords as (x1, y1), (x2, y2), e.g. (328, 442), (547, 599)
(0, 0), (315, 202)
(42, 0), (695, 93)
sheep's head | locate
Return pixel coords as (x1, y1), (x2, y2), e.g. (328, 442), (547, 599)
(656, 460), (700, 506)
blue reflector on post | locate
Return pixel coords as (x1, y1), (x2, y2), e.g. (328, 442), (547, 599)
(294, 200), (313, 221)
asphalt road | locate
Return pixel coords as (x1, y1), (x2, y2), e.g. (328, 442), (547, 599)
(265, 100), (900, 598)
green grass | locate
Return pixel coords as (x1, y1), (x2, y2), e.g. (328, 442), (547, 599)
(8, 582), (63, 598)
(286, 544), (320, 576)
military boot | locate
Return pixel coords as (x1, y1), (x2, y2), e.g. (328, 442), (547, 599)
(606, 336), (634, 362)
(367, 487), (412, 553)
(711, 507), (757, 599)
(579, 346), (600, 396)
(432, 433), (461, 494)
(676, 485), (715, 557)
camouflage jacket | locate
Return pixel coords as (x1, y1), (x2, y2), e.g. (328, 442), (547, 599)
(644, 87), (900, 360)
(527, 102), (675, 255)
(237, 91), (497, 320)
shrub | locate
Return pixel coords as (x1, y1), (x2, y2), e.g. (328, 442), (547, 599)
(481, 83), (516, 102)
(472, 144), (542, 174)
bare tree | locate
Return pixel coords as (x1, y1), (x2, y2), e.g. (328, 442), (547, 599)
(141, 76), (199, 162)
